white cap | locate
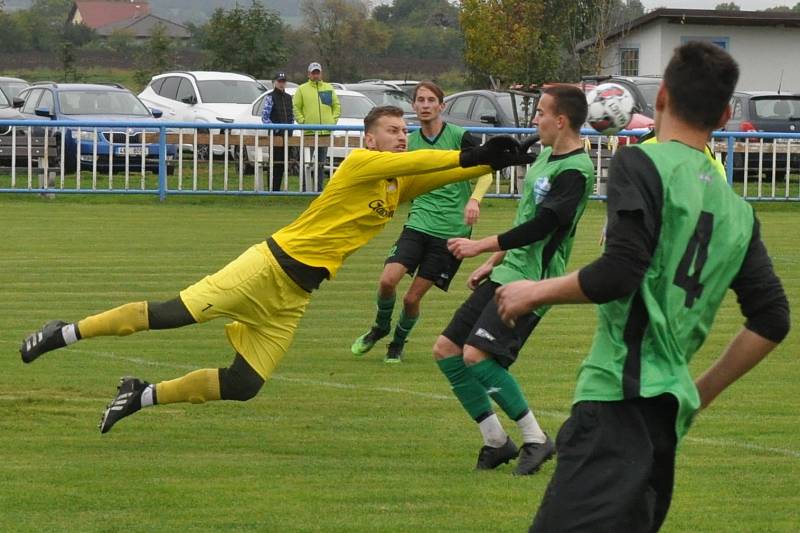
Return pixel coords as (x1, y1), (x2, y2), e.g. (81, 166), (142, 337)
(308, 62), (322, 72)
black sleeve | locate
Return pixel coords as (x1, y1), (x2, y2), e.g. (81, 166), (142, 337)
(497, 208), (559, 250)
(496, 169), (586, 250)
(730, 217), (790, 343)
(578, 147), (663, 303)
(538, 169), (589, 226)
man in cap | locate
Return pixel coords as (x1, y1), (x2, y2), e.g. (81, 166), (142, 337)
(293, 62), (340, 191)
(262, 71), (295, 191)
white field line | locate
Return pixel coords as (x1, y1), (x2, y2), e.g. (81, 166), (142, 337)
(4, 342), (799, 459)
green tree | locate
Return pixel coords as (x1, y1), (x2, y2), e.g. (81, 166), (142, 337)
(763, 5), (792, 11)
(199, 1), (287, 78)
(22, 0), (74, 51)
(60, 41), (77, 82)
(715, 2), (741, 10)
(134, 23), (175, 87)
(301, 0), (389, 81)
(460, 0), (560, 86)
(0, 11), (31, 52)
(105, 29), (136, 55)
(559, 0), (645, 80)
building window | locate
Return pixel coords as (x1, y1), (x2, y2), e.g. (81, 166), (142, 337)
(620, 48), (639, 76)
(681, 36), (729, 50)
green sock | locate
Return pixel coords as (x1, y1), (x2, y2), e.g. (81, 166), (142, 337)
(392, 310), (418, 344)
(468, 359), (529, 420)
(437, 355), (492, 420)
(374, 294), (395, 332)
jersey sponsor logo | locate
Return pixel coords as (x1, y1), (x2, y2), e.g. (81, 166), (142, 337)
(486, 386), (503, 395)
(699, 173), (713, 183)
(369, 199), (395, 219)
(534, 177), (551, 204)
(475, 328), (496, 342)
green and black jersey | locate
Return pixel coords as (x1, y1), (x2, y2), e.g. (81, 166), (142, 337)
(575, 141), (787, 439)
(490, 146), (595, 316)
(405, 123), (480, 239)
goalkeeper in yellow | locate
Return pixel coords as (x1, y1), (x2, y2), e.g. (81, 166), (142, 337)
(19, 106), (535, 434)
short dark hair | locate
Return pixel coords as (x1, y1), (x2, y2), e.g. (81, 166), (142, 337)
(413, 81), (445, 103)
(364, 105), (404, 132)
(543, 84), (588, 132)
(664, 41), (739, 130)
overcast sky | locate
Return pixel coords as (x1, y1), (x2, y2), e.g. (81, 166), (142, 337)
(640, 0), (794, 9)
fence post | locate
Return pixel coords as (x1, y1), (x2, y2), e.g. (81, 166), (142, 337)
(726, 135), (734, 186)
(158, 126), (167, 201)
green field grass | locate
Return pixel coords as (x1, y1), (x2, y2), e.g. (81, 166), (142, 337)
(0, 195), (797, 532)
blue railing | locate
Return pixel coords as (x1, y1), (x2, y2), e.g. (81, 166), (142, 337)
(1, 119), (799, 201)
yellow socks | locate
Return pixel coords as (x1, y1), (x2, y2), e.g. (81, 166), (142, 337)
(156, 369), (221, 405)
(77, 302), (149, 338)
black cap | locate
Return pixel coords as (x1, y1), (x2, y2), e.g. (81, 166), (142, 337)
(275, 72), (287, 81)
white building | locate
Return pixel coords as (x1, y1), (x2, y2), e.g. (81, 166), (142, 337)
(586, 8), (800, 92)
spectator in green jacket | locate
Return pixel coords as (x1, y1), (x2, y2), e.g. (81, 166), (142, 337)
(293, 62), (341, 191)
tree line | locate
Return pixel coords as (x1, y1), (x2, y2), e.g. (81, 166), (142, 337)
(5, 0), (791, 90)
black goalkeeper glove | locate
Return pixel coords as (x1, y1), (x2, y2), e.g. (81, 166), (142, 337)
(460, 135), (539, 170)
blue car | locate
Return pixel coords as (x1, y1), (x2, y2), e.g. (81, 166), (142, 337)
(14, 82), (176, 173)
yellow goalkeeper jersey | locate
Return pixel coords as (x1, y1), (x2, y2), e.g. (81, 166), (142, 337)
(271, 148), (490, 278)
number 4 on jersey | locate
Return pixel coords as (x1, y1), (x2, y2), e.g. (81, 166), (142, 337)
(673, 211), (714, 308)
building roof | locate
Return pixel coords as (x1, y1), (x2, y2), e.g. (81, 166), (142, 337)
(70, 1), (150, 29)
(580, 8), (800, 49)
(96, 13), (190, 38)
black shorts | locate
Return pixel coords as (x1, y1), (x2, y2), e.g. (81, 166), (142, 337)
(385, 227), (462, 291)
(441, 280), (541, 368)
(531, 395), (679, 533)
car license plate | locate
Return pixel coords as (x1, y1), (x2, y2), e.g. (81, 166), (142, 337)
(117, 146), (149, 156)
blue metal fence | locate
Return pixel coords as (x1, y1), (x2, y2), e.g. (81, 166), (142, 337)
(1, 119), (799, 202)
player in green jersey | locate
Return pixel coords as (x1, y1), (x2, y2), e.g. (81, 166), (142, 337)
(496, 42), (790, 531)
(433, 85), (595, 475)
(351, 81), (492, 363)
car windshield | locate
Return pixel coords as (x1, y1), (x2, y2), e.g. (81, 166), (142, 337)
(197, 80), (263, 104)
(58, 90), (151, 116)
(339, 95), (375, 119)
(360, 89), (414, 114)
(751, 97), (800, 119)
(497, 93), (530, 126)
(636, 83), (659, 112)
(0, 82), (28, 100)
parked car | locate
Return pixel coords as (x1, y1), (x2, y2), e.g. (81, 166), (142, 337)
(338, 82), (418, 125)
(14, 82), (176, 173)
(139, 71), (267, 158)
(722, 90), (800, 176)
(0, 86), (26, 135)
(0, 87), (33, 164)
(441, 89), (529, 129)
(358, 79), (419, 98)
(257, 79), (299, 91)
(581, 75), (662, 118)
(0, 76), (30, 101)
(228, 87), (376, 170)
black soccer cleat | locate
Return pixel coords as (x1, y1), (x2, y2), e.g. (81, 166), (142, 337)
(384, 341), (405, 364)
(476, 437), (519, 470)
(20, 320), (69, 363)
(513, 435), (555, 476)
(99, 377), (148, 434)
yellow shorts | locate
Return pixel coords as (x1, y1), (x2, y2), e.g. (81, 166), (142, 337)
(179, 242), (310, 380)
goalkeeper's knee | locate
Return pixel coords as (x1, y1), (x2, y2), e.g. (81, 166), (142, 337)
(219, 354), (264, 402)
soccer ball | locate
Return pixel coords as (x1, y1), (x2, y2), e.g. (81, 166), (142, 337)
(586, 83), (635, 135)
